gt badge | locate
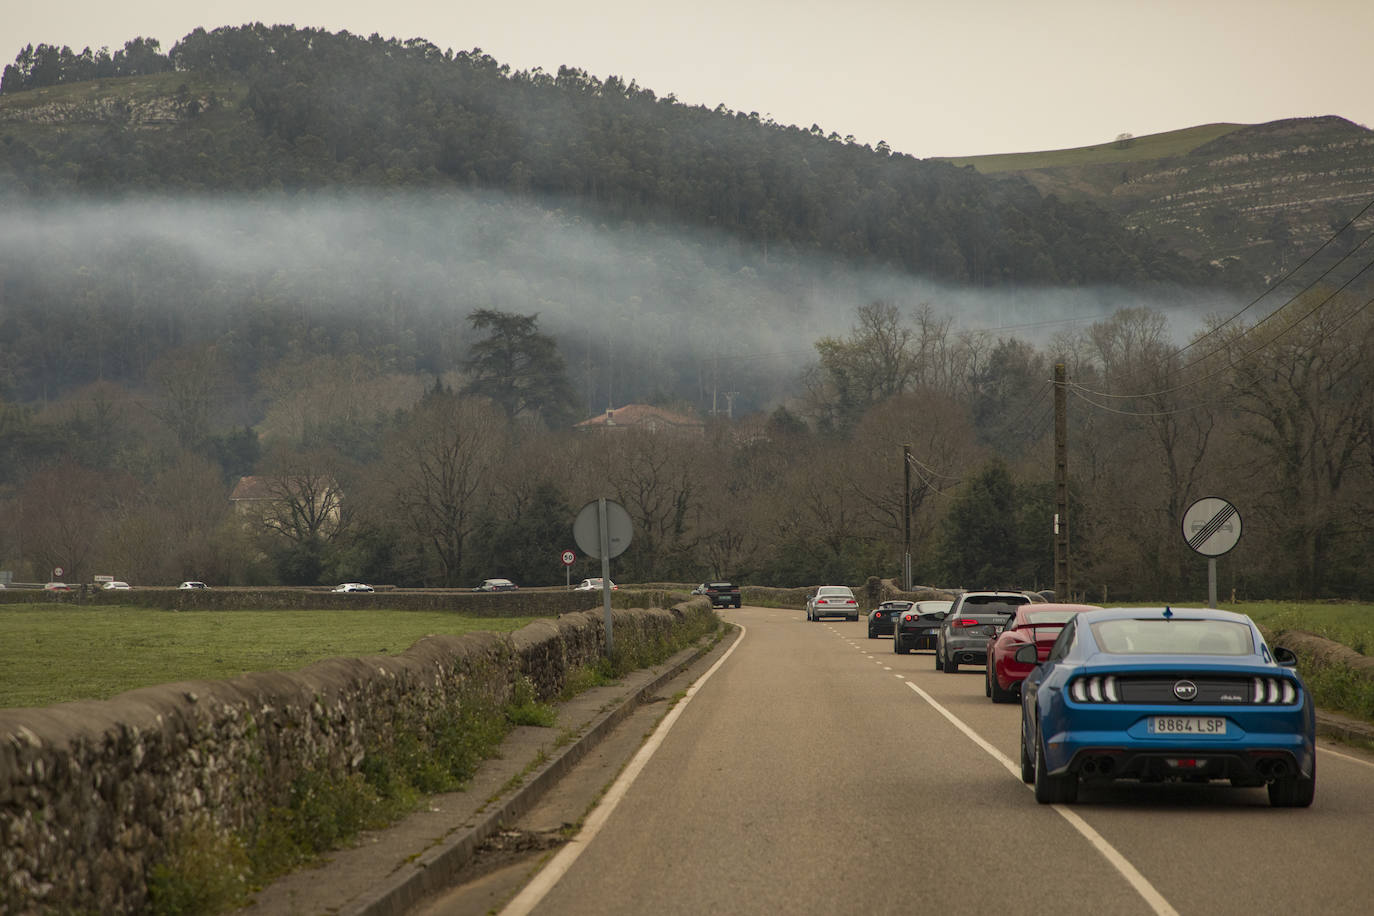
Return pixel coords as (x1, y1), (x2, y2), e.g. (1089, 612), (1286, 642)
(1173, 680), (1198, 701)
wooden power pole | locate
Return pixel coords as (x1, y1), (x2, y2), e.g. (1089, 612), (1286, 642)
(1054, 363), (1070, 599)
(903, 444), (912, 590)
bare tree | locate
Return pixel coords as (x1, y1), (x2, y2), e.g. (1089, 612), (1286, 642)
(384, 387), (505, 586)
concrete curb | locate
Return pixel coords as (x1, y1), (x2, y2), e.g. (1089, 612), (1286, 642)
(1316, 710), (1374, 746)
(342, 631), (730, 916)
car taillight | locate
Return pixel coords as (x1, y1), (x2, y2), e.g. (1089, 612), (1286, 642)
(1253, 677), (1298, 704)
(1069, 676), (1119, 702)
(953, 618), (981, 628)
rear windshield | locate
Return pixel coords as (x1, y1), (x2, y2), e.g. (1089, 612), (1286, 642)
(1089, 619), (1255, 655)
(708, 582), (734, 589)
(818, 587), (853, 597)
(1023, 610), (1077, 625)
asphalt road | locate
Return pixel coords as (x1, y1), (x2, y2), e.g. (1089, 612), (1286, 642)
(421, 605), (1374, 915)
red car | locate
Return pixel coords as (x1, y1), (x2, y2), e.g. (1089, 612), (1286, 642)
(985, 603), (1099, 702)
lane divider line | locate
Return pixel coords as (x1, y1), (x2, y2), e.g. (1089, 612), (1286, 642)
(500, 624), (748, 916)
(903, 679), (1179, 916)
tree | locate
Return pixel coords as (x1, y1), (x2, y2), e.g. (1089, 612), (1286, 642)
(461, 310), (576, 428)
(18, 461), (132, 583)
(935, 460), (1024, 585)
(802, 301), (919, 433)
(383, 385), (505, 586)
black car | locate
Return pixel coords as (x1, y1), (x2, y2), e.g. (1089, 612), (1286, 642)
(935, 591), (1034, 673)
(703, 582), (742, 608)
(892, 600), (954, 653)
(867, 600), (912, 638)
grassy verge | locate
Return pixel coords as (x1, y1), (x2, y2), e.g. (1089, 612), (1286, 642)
(0, 606), (544, 708)
(1232, 601), (1374, 654)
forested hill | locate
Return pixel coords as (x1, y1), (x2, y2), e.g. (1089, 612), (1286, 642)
(0, 23), (1212, 289)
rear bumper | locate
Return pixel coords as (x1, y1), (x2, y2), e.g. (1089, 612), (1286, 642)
(944, 637), (988, 664)
(1043, 712), (1316, 782)
(895, 629), (937, 649)
(1061, 744), (1312, 783)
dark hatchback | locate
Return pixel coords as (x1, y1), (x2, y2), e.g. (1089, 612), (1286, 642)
(936, 591), (1034, 673)
(893, 600), (954, 654)
(867, 600), (912, 638)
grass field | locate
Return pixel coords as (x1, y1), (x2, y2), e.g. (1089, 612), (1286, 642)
(0, 606), (544, 709)
(1213, 601), (1374, 654)
(939, 122), (1246, 173)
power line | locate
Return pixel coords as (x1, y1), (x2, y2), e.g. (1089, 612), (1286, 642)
(1069, 254), (1374, 402)
(1172, 196), (1374, 359)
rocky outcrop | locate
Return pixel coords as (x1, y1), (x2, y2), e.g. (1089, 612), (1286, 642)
(1001, 117), (1374, 285)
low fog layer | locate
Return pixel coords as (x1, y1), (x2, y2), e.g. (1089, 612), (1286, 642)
(3, 190), (1237, 414)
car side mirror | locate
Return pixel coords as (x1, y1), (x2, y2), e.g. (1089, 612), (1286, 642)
(1273, 646), (1299, 668)
(1014, 644), (1039, 664)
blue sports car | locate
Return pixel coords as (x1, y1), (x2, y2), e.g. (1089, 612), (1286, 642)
(1018, 606), (1315, 807)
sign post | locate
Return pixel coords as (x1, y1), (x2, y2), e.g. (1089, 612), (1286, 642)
(1181, 497), (1242, 608)
(573, 499), (633, 655)
(561, 548), (575, 590)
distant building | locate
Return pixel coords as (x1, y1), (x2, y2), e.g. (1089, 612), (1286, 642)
(575, 404), (705, 436)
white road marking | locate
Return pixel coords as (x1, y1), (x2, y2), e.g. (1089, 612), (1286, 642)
(1321, 745), (1374, 769)
(499, 625), (747, 916)
(904, 679), (1179, 916)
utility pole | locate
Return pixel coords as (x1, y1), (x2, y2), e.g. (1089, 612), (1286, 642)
(1054, 363), (1070, 599)
(903, 444), (912, 591)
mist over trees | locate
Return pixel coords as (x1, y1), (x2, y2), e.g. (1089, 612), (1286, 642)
(2, 24), (1214, 290)
(3, 25), (1373, 598)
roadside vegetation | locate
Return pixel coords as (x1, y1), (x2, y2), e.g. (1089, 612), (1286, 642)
(1238, 601), (1374, 723)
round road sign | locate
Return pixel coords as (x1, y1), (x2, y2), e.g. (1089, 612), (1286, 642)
(573, 499), (633, 559)
(561, 549), (576, 566)
(1181, 497), (1242, 557)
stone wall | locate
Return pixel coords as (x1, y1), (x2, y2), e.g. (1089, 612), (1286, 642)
(0, 586), (667, 619)
(0, 602), (709, 914)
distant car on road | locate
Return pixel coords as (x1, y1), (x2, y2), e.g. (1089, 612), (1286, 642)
(892, 600), (954, 653)
(1019, 606), (1316, 807)
(332, 582), (375, 593)
(178, 581), (209, 589)
(986, 603), (1098, 702)
(806, 586), (859, 621)
(703, 582), (742, 608)
(474, 578), (518, 592)
(867, 600), (912, 638)
(575, 578), (617, 591)
(101, 580), (131, 590)
(43, 582), (71, 591)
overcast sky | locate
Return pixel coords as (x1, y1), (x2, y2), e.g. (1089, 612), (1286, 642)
(7, 1), (1373, 158)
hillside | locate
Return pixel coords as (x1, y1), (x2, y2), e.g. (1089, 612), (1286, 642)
(0, 25), (1209, 293)
(945, 117), (1374, 283)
